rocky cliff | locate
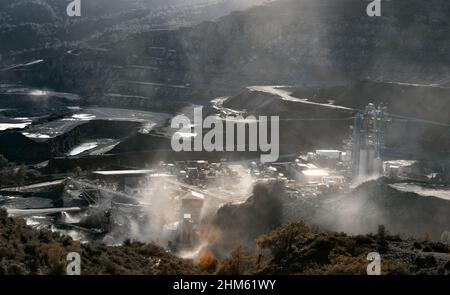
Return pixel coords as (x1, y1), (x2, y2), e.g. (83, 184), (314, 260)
(3, 0), (450, 111)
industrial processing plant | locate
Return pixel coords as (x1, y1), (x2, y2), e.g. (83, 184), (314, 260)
(0, 0), (449, 280)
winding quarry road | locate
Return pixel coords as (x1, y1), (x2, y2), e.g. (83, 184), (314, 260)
(248, 86), (355, 112)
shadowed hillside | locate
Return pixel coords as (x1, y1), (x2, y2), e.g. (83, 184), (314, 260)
(0, 208), (200, 275)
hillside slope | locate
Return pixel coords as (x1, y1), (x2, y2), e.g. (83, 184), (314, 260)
(0, 209), (200, 275)
(3, 0), (450, 110)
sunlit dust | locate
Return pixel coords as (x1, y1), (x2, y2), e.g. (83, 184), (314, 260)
(199, 224), (223, 246)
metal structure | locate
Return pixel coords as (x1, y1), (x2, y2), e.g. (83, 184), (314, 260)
(352, 103), (388, 179)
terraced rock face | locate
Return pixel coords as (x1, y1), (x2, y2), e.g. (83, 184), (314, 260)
(0, 120), (142, 163)
(0, 0), (267, 55)
(1, 0), (449, 161)
(166, 0), (450, 87)
(3, 0), (450, 112)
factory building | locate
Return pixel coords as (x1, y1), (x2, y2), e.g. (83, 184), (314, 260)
(290, 162), (329, 184)
(91, 170), (176, 196)
(177, 191), (205, 248)
(180, 191), (205, 225)
(352, 103), (389, 180)
(315, 150), (343, 160)
(92, 170), (154, 190)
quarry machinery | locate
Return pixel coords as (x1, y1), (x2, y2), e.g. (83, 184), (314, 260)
(352, 103), (388, 180)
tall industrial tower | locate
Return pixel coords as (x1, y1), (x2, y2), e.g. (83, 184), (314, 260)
(352, 103), (388, 180)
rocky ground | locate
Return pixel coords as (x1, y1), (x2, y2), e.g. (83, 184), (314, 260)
(201, 181), (450, 275)
(1, 204), (449, 275)
(230, 221), (450, 275)
(0, 209), (200, 275)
